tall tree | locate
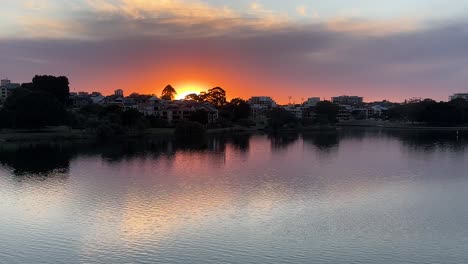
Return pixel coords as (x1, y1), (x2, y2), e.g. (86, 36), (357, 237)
(205, 87), (226, 108)
(31, 75), (70, 105)
(161, 85), (177, 101)
(314, 101), (340, 124)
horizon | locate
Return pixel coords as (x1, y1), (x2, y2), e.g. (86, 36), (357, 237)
(4, 76), (462, 104)
(1, 1), (468, 103)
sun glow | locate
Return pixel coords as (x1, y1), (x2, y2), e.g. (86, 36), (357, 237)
(175, 83), (206, 100)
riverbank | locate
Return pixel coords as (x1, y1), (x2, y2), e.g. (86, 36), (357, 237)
(0, 126), (258, 143)
(338, 120), (468, 131)
(2, 122), (467, 143)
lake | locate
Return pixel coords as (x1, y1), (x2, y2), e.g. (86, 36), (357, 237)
(1, 129), (468, 264)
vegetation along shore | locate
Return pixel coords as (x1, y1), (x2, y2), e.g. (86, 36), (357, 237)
(2, 75), (468, 143)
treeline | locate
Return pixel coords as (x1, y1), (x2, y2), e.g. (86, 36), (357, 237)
(387, 99), (468, 126)
(0, 75), (70, 129)
(268, 101), (340, 130)
(0, 76), (253, 134)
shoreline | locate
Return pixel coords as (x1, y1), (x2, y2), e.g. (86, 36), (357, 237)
(1, 123), (467, 143)
(337, 121), (468, 131)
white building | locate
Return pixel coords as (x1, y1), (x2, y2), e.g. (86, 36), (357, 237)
(283, 105), (305, 119)
(332, 95), (363, 105)
(0, 79), (20, 100)
(247, 96), (277, 108)
(90, 94), (105, 104)
(370, 105), (389, 116)
(450, 93), (468, 101)
(304, 97), (321, 107)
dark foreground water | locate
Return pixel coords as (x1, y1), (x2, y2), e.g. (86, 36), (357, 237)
(1, 129), (468, 264)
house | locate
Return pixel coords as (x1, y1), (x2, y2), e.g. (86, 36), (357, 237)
(450, 93), (468, 101)
(102, 95), (125, 106)
(70, 94), (92, 108)
(157, 101), (218, 124)
(90, 94), (105, 104)
(337, 105), (352, 121)
(282, 105), (305, 120)
(370, 105), (388, 117)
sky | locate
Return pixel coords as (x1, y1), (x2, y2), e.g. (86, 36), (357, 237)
(1, 0), (468, 103)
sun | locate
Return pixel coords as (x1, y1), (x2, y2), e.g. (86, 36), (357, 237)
(175, 83), (206, 100)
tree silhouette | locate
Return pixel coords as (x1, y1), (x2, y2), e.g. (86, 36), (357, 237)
(161, 85), (177, 101)
(3, 90), (67, 129)
(220, 98), (250, 121)
(314, 101), (340, 124)
(205, 87), (226, 108)
(185, 93), (204, 102)
(31, 75), (70, 105)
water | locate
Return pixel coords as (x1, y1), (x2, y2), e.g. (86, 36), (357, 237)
(1, 129), (468, 264)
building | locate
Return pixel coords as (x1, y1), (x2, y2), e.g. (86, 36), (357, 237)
(283, 105), (305, 120)
(332, 96), (363, 105)
(157, 101), (219, 124)
(370, 105), (389, 117)
(450, 93), (468, 101)
(303, 97), (321, 107)
(0, 79), (20, 100)
(248, 96), (277, 122)
(114, 89), (124, 96)
(337, 105), (352, 121)
(70, 93), (92, 108)
(90, 94), (105, 104)
(1, 79), (11, 87)
(247, 96), (277, 108)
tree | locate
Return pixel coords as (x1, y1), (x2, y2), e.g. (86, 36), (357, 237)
(2, 90), (67, 129)
(314, 101), (340, 124)
(175, 121), (206, 140)
(121, 108), (143, 128)
(185, 93), (204, 102)
(161, 85), (177, 101)
(220, 98), (250, 121)
(230, 98), (250, 120)
(188, 109), (209, 124)
(31, 75), (70, 105)
(268, 108), (298, 130)
(205, 87), (226, 108)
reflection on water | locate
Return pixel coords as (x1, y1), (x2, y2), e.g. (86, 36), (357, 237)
(1, 129), (466, 177)
(1, 129), (468, 264)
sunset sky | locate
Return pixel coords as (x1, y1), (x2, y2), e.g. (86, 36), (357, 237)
(1, 0), (468, 103)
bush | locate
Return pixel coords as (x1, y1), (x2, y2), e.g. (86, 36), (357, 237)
(236, 118), (255, 127)
(146, 116), (170, 128)
(175, 121), (206, 140)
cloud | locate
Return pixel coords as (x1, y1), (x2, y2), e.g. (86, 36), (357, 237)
(23, 0), (49, 10)
(327, 17), (420, 35)
(1, 0), (467, 102)
(3, 0), (428, 40)
(85, 0), (119, 13)
(296, 6), (307, 16)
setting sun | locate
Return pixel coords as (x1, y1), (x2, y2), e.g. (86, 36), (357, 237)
(175, 83), (207, 100)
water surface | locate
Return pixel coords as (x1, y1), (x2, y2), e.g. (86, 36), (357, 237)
(1, 129), (468, 264)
